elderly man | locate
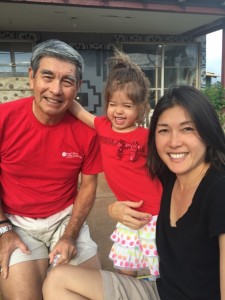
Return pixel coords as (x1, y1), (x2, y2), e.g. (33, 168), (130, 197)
(0, 39), (102, 300)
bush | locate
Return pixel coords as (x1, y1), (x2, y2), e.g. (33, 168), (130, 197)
(202, 82), (225, 129)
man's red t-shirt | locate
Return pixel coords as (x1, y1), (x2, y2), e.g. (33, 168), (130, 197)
(0, 97), (102, 218)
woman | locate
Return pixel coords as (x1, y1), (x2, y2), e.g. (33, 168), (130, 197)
(43, 85), (225, 300)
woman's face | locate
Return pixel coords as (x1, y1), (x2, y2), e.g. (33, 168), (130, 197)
(155, 105), (207, 177)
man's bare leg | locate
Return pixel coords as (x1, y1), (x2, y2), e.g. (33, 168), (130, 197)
(0, 259), (48, 300)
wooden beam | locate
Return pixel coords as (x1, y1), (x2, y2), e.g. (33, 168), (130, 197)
(4, 0), (225, 16)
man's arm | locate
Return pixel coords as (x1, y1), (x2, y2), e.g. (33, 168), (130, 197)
(64, 173), (97, 239)
(49, 173), (98, 264)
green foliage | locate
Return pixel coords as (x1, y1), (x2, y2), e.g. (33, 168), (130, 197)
(202, 82), (225, 129)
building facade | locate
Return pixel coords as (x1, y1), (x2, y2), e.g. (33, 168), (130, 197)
(0, 0), (224, 114)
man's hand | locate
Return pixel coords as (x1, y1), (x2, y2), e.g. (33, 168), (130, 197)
(49, 234), (77, 266)
(108, 200), (151, 230)
(48, 174), (98, 268)
(0, 230), (30, 279)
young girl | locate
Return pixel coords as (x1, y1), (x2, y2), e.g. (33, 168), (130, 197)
(69, 50), (162, 277)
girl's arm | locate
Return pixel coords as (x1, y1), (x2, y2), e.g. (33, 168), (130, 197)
(219, 233), (225, 300)
(69, 100), (95, 128)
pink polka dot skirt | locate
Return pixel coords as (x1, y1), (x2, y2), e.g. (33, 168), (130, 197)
(109, 215), (159, 276)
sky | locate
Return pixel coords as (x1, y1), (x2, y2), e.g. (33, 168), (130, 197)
(206, 29), (222, 82)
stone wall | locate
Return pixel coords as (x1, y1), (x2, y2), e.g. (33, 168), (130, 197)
(0, 77), (32, 103)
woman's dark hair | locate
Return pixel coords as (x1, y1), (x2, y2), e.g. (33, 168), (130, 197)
(147, 85), (225, 178)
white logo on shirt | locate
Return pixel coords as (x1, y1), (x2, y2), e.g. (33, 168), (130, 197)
(61, 152), (82, 159)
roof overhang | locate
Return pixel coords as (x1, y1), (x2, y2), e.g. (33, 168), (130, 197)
(0, 0), (225, 35)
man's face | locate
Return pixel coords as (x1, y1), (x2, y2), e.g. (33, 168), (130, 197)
(29, 56), (80, 124)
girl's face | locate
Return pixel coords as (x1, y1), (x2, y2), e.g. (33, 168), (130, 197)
(107, 89), (139, 132)
(155, 105), (207, 178)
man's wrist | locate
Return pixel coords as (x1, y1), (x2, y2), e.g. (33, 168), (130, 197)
(0, 219), (12, 225)
(0, 224), (13, 236)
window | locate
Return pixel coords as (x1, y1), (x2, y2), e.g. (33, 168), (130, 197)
(0, 42), (32, 76)
(122, 42), (199, 105)
(164, 44), (198, 90)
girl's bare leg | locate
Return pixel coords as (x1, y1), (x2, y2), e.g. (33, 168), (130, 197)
(43, 265), (104, 300)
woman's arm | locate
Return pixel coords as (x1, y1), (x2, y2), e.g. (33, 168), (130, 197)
(108, 200), (151, 230)
(69, 100), (95, 128)
(219, 233), (225, 300)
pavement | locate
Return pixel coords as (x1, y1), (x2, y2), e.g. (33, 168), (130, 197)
(87, 172), (116, 271)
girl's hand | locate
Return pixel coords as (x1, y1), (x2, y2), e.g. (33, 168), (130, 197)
(108, 200), (151, 230)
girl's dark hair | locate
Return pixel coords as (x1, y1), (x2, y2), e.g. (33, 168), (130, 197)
(147, 85), (225, 178)
(104, 49), (150, 126)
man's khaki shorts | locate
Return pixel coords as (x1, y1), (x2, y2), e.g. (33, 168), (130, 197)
(100, 270), (161, 300)
(6, 205), (97, 266)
